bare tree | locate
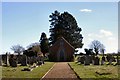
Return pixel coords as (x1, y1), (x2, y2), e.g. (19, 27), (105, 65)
(90, 40), (105, 55)
(11, 44), (25, 55)
(11, 44), (25, 63)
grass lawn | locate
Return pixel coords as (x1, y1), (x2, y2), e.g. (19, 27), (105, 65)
(2, 62), (54, 79)
(0, 66), (2, 78)
(69, 62), (119, 79)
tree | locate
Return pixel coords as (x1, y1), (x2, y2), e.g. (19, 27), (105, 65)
(39, 32), (49, 56)
(11, 44), (25, 63)
(90, 40), (105, 55)
(11, 44), (25, 56)
(49, 10), (83, 48)
(84, 48), (94, 55)
(25, 42), (41, 57)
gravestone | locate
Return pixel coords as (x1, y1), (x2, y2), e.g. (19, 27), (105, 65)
(6, 53), (9, 66)
(108, 59), (112, 65)
(101, 60), (104, 65)
(77, 57), (81, 62)
(94, 56), (100, 65)
(80, 56), (85, 64)
(102, 56), (106, 61)
(37, 56), (42, 65)
(101, 56), (105, 65)
(112, 56), (116, 62)
(28, 56), (37, 65)
(84, 55), (90, 65)
(106, 54), (112, 62)
(89, 56), (92, 63)
(117, 56), (120, 65)
(41, 56), (44, 64)
(29, 57), (34, 65)
(21, 54), (27, 66)
(91, 55), (95, 65)
(9, 55), (17, 67)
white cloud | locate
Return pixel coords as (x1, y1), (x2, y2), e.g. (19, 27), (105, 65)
(88, 33), (103, 38)
(80, 9), (92, 12)
(88, 33), (93, 37)
(108, 37), (116, 40)
(86, 29), (117, 53)
(100, 29), (113, 37)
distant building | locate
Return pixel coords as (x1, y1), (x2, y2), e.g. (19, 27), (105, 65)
(49, 37), (75, 62)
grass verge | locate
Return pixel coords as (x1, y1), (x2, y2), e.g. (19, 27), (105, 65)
(2, 62), (54, 79)
(69, 62), (118, 79)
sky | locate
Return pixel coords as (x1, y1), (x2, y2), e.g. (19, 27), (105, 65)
(1, 2), (118, 54)
(1, 0), (120, 2)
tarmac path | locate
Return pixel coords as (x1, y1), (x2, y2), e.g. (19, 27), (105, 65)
(41, 62), (80, 80)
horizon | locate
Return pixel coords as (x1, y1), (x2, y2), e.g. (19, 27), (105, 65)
(2, 2), (118, 54)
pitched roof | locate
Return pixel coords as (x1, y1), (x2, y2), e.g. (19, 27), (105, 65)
(50, 37), (75, 50)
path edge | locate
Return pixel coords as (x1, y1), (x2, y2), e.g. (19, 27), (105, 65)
(67, 62), (81, 80)
(41, 63), (56, 79)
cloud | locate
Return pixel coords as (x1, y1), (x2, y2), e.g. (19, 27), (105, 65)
(86, 29), (117, 53)
(108, 37), (116, 41)
(100, 29), (113, 37)
(88, 33), (93, 37)
(88, 33), (103, 38)
(88, 30), (113, 39)
(80, 9), (92, 12)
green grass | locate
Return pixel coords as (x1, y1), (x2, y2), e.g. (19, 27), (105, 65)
(2, 62), (54, 78)
(69, 62), (118, 79)
(0, 66), (2, 78)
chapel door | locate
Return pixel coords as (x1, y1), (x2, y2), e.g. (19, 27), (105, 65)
(60, 50), (64, 61)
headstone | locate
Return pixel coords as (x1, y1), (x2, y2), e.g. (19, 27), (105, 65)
(117, 60), (120, 65)
(106, 54), (112, 62)
(6, 53), (9, 66)
(17, 55), (22, 64)
(108, 59), (112, 65)
(101, 56), (105, 65)
(41, 56), (44, 64)
(29, 57), (34, 65)
(9, 55), (17, 67)
(80, 56), (85, 64)
(77, 57), (81, 62)
(21, 55), (27, 66)
(112, 56), (116, 62)
(94, 56), (100, 65)
(102, 56), (106, 61)
(101, 60), (104, 65)
(89, 56), (92, 63)
(117, 56), (120, 65)
(84, 55), (90, 65)
(37, 56), (42, 65)
(91, 55), (95, 65)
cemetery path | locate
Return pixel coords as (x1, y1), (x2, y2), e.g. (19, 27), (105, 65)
(41, 62), (79, 80)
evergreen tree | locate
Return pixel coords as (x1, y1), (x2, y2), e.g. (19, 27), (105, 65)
(49, 10), (83, 48)
(39, 32), (49, 56)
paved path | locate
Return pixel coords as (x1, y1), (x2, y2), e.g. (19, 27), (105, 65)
(41, 62), (79, 80)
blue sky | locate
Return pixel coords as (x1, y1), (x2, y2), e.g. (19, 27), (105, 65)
(2, 2), (118, 54)
(1, 0), (120, 2)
